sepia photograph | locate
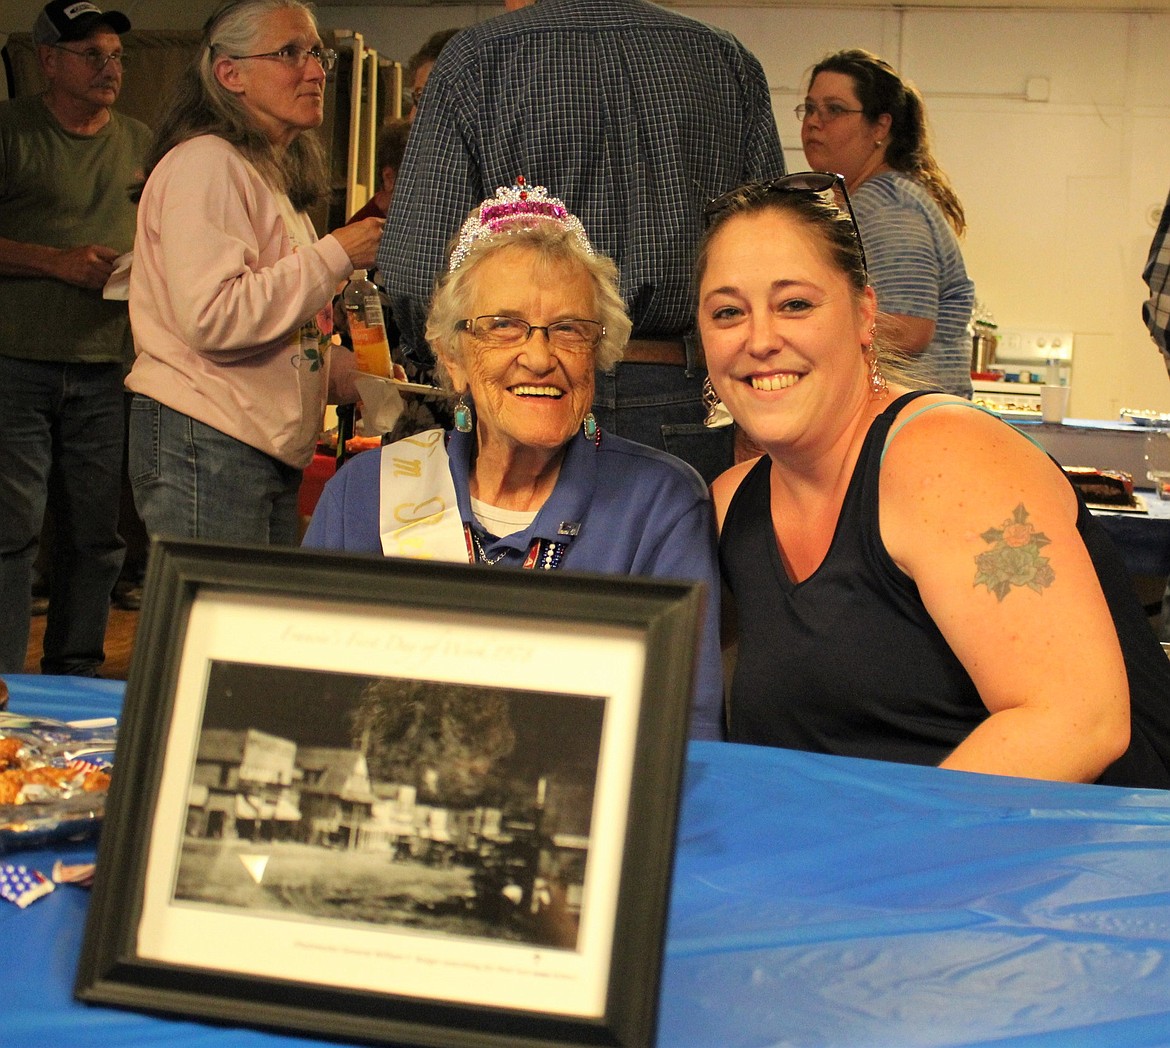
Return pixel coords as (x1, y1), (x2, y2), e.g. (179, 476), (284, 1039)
(176, 660), (605, 951)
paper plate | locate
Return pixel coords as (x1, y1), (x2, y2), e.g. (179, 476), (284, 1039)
(1120, 408), (1170, 428)
(360, 375), (450, 398)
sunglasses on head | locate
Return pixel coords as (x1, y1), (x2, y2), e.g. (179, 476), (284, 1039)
(703, 171), (868, 280)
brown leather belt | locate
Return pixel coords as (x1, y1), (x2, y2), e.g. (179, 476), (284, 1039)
(622, 337), (689, 367)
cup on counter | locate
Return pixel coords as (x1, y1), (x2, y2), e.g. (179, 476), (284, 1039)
(1144, 430), (1170, 488)
(1040, 384), (1070, 422)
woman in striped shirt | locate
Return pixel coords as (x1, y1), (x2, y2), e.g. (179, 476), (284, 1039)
(799, 48), (975, 399)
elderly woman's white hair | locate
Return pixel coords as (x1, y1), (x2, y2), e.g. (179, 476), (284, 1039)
(425, 221), (631, 392)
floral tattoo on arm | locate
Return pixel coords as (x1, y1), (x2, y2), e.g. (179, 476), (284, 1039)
(974, 504), (1054, 601)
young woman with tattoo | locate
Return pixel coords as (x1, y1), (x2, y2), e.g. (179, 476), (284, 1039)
(699, 173), (1170, 788)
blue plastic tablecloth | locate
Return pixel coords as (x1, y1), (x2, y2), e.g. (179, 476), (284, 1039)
(6, 674), (1170, 1047)
(1092, 496), (1170, 579)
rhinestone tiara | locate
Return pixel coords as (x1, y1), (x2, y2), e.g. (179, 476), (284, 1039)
(448, 176), (595, 271)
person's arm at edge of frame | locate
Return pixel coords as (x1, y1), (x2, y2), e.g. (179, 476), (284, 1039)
(1141, 186), (1170, 373)
(880, 400), (1130, 783)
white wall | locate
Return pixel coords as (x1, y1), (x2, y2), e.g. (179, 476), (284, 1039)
(6, 0), (1168, 419)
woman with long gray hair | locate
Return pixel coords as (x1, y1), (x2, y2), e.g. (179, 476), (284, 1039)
(127, 0), (383, 544)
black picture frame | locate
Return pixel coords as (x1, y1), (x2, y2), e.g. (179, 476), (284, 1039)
(75, 538), (703, 1048)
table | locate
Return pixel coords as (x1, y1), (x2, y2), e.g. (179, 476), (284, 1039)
(1092, 494), (1170, 580)
(1010, 418), (1170, 580)
(1017, 417), (1154, 483)
(7, 674), (1170, 1047)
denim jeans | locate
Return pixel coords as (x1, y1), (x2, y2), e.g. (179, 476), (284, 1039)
(0, 356), (126, 675)
(129, 396), (302, 545)
(592, 363), (734, 486)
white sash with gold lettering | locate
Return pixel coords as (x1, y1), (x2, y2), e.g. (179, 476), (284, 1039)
(378, 429), (468, 562)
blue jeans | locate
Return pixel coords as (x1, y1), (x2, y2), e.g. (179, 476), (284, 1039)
(592, 363), (734, 486)
(0, 356), (125, 675)
(129, 396), (302, 545)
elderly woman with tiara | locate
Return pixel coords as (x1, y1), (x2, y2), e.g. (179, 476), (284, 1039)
(304, 178), (725, 740)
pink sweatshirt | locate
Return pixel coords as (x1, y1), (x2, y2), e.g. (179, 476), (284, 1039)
(127, 135), (355, 468)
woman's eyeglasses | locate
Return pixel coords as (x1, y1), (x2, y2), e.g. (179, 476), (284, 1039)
(229, 45), (338, 74)
(703, 171), (868, 280)
(794, 102), (863, 123)
(457, 316), (604, 353)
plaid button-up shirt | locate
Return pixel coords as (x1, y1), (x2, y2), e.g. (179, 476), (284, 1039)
(377, 0), (785, 361)
(1143, 188), (1170, 372)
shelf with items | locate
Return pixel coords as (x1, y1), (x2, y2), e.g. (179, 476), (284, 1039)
(314, 29), (403, 235)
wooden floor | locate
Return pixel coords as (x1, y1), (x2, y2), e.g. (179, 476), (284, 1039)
(22, 605), (139, 681)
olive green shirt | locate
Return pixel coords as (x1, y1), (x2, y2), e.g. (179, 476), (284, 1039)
(0, 94), (151, 364)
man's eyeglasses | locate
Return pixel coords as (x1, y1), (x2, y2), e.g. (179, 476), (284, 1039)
(49, 45), (127, 71)
(794, 102), (864, 123)
(456, 316), (605, 353)
(703, 171), (868, 280)
(229, 45), (337, 74)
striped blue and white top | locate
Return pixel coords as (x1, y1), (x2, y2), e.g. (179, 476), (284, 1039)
(852, 171), (975, 399)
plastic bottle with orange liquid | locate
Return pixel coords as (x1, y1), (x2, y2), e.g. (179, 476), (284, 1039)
(342, 272), (393, 377)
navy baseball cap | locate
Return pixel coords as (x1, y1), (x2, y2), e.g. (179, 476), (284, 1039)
(33, 1), (131, 45)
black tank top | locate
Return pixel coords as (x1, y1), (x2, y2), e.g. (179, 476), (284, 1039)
(720, 391), (1170, 788)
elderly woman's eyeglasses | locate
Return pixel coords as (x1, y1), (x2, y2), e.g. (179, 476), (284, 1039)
(229, 45), (338, 74)
(794, 102), (863, 123)
(457, 316), (605, 353)
(49, 45), (127, 70)
(703, 171), (868, 280)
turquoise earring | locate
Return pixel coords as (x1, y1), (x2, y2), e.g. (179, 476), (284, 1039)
(582, 412), (599, 446)
(454, 393), (473, 433)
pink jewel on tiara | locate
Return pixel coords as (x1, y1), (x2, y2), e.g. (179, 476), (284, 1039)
(447, 177), (595, 271)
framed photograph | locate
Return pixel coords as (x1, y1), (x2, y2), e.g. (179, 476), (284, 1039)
(75, 538), (703, 1048)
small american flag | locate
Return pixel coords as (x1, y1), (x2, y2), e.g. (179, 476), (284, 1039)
(0, 863), (55, 908)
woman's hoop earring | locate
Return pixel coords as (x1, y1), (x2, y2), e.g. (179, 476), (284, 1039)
(702, 375), (733, 429)
(454, 392), (473, 433)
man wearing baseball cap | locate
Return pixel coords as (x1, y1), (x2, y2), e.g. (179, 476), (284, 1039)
(0, 2), (150, 676)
